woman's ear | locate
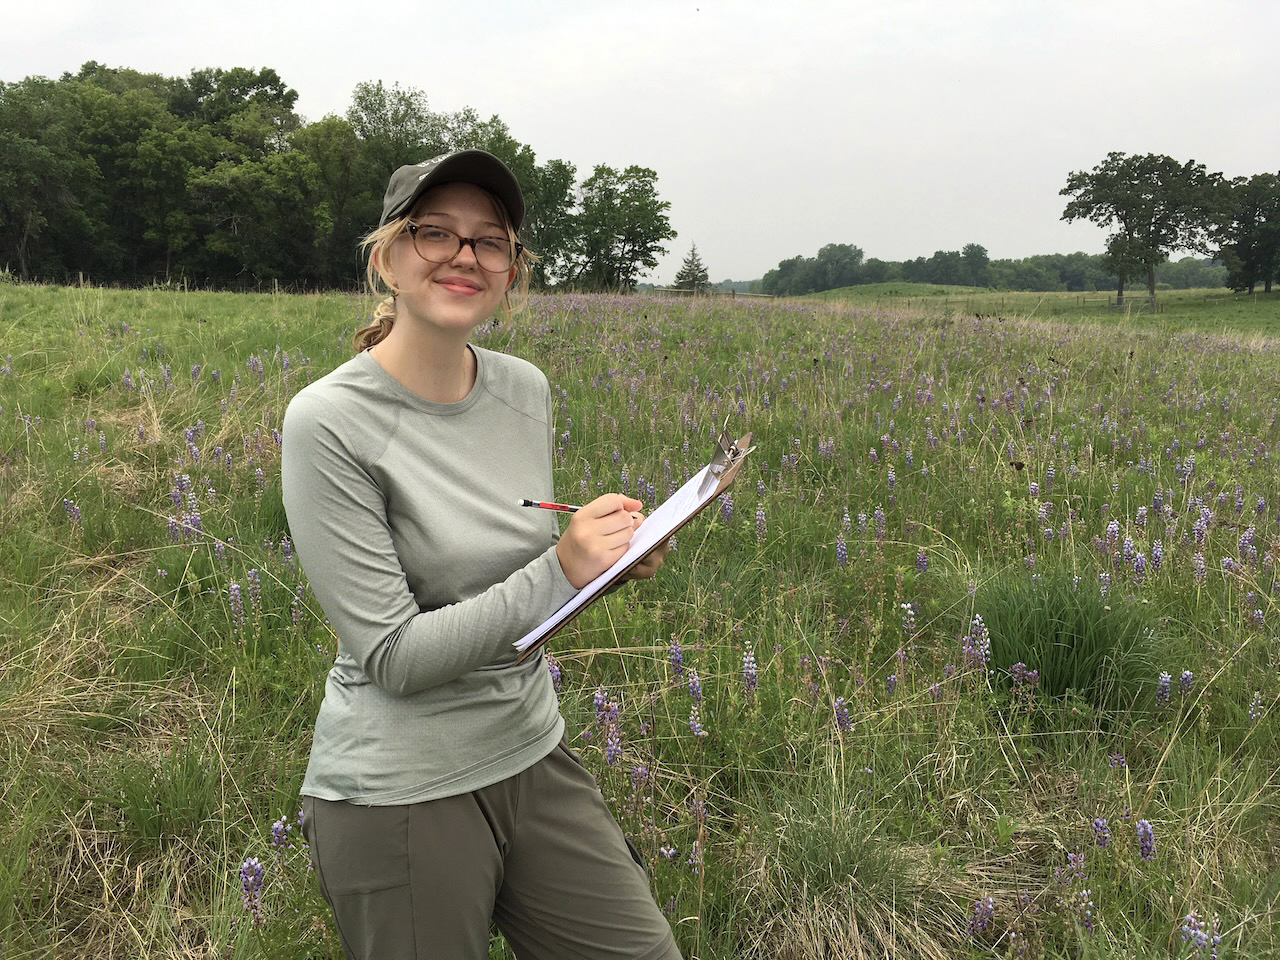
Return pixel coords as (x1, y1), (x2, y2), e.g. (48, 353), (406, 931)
(372, 246), (397, 292)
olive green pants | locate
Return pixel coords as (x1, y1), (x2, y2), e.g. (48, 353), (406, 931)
(301, 741), (681, 960)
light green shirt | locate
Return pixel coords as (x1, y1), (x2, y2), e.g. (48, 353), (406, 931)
(282, 346), (578, 804)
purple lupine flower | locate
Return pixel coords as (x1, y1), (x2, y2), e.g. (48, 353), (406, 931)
(63, 498), (82, 528)
(718, 493), (733, 521)
(688, 703), (707, 737)
(668, 637), (685, 679)
(900, 602), (918, 636)
(593, 685), (609, 724)
(887, 466), (896, 492)
(686, 839), (703, 874)
(967, 896), (995, 937)
(1072, 887), (1097, 935)
(928, 682), (941, 702)
(1136, 819), (1156, 861)
(1248, 691), (1264, 723)
(833, 697), (852, 733)
(545, 652), (562, 693)
(1136, 506), (1148, 528)
(742, 643), (758, 700)
(229, 582), (244, 631)
(239, 857), (265, 927)
(1193, 552), (1207, 586)
(687, 669), (703, 704)
(1099, 572), (1112, 599)
(873, 506), (886, 542)
(916, 549), (928, 573)
(1151, 540), (1163, 571)
(1108, 752), (1127, 769)
(885, 674), (898, 697)
(836, 535), (848, 568)
(605, 722), (622, 766)
(246, 569), (261, 617)
(1156, 672), (1171, 707)
(755, 505), (766, 542)
(1092, 817), (1111, 848)
(1133, 553), (1146, 580)
(1179, 670), (1193, 696)
(963, 614), (990, 669)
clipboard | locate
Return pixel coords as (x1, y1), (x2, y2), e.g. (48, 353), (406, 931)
(514, 424), (754, 663)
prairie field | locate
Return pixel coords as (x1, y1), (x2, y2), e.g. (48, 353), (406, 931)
(0, 283), (1278, 959)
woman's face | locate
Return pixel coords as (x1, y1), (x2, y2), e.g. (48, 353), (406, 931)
(380, 181), (515, 335)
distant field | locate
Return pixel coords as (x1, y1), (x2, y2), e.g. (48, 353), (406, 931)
(1, 284), (1277, 959)
(810, 283), (1280, 334)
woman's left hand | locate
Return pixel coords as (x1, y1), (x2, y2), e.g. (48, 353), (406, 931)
(624, 512), (670, 581)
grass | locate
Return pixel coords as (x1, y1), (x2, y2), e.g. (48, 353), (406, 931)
(810, 282), (1280, 335)
(1, 283), (1278, 958)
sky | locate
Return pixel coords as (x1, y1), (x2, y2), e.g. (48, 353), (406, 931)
(5, 0), (1276, 285)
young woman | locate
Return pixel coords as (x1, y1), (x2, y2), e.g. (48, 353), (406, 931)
(282, 150), (681, 960)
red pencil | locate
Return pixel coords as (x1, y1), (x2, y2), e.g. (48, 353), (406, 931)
(518, 498), (581, 513)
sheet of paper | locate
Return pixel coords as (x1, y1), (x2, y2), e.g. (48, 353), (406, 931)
(513, 465), (716, 653)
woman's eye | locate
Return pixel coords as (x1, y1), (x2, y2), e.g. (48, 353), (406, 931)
(477, 237), (508, 253)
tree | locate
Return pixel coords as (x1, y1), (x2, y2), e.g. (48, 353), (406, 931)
(1060, 151), (1221, 303)
(565, 165), (675, 291)
(1215, 173), (1280, 293)
(673, 243), (710, 291)
(962, 243), (990, 286)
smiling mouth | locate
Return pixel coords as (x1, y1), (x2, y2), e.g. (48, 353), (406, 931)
(436, 278), (483, 293)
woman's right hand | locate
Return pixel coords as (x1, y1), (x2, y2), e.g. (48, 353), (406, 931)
(555, 494), (643, 588)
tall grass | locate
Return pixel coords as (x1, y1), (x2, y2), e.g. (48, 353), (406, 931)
(1, 284), (1277, 958)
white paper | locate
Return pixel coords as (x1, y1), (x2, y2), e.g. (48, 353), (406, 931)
(514, 465), (716, 653)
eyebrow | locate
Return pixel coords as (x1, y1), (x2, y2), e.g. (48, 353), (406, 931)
(418, 211), (506, 232)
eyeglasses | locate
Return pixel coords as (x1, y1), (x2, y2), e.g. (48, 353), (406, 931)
(404, 222), (522, 273)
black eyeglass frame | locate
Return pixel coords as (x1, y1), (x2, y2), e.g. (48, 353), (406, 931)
(404, 222), (523, 273)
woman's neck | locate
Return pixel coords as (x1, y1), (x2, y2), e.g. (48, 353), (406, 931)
(369, 324), (475, 404)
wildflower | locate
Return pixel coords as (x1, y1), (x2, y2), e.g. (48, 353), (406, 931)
(885, 674), (898, 697)
(1071, 888), (1097, 934)
(967, 896), (995, 937)
(741, 643), (758, 700)
(688, 703), (707, 737)
(229, 582), (245, 632)
(1099, 571), (1111, 599)
(239, 857), (265, 927)
(718, 493), (733, 521)
(593, 685), (610, 724)
(836, 535), (848, 568)
(755, 505), (766, 542)
(246, 569), (261, 618)
(833, 697), (852, 733)
(668, 637), (684, 679)
(605, 722), (622, 766)
(1151, 539), (1164, 571)
(1136, 819), (1156, 861)
(545, 652), (562, 693)
(63, 498), (82, 528)
(900, 601), (918, 636)
(686, 840), (703, 874)
(1193, 552), (1207, 586)
(1179, 670), (1193, 696)
(687, 670), (703, 704)
(916, 548), (928, 572)
(1156, 672), (1171, 707)
(928, 682), (941, 702)
(1108, 752), (1127, 769)
(1092, 817), (1111, 848)
(963, 614), (990, 669)
(1248, 691), (1263, 723)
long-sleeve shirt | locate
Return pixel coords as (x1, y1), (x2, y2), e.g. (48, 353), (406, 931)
(281, 346), (579, 804)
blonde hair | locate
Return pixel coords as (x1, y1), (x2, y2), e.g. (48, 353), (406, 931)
(352, 186), (535, 354)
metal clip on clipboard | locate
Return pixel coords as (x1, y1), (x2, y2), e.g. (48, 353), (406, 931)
(699, 416), (756, 499)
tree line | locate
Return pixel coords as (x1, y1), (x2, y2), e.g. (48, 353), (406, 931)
(0, 63), (676, 290)
(762, 153), (1279, 300)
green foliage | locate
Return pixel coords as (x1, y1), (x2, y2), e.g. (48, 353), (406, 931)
(1061, 151), (1224, 301)
(673, 243), (710, 291)
(0, 66), (670, 292)
(977, 570), (1156, 713)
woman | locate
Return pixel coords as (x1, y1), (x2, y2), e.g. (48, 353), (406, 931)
(282, 150), (680, 960)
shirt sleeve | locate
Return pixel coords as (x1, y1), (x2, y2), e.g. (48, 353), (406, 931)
(281, 389), (577, 697)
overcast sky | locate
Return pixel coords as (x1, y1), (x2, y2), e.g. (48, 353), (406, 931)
(5, 0), (1275, 284)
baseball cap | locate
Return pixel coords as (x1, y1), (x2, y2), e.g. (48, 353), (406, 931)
(379, 150), (525, 230)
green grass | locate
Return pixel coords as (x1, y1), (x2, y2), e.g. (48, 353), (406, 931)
(1, 283), (1278, 958)
(810, 283), (1280, 335)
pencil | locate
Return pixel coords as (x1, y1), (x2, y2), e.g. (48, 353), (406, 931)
(518, 498), (581, 513)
